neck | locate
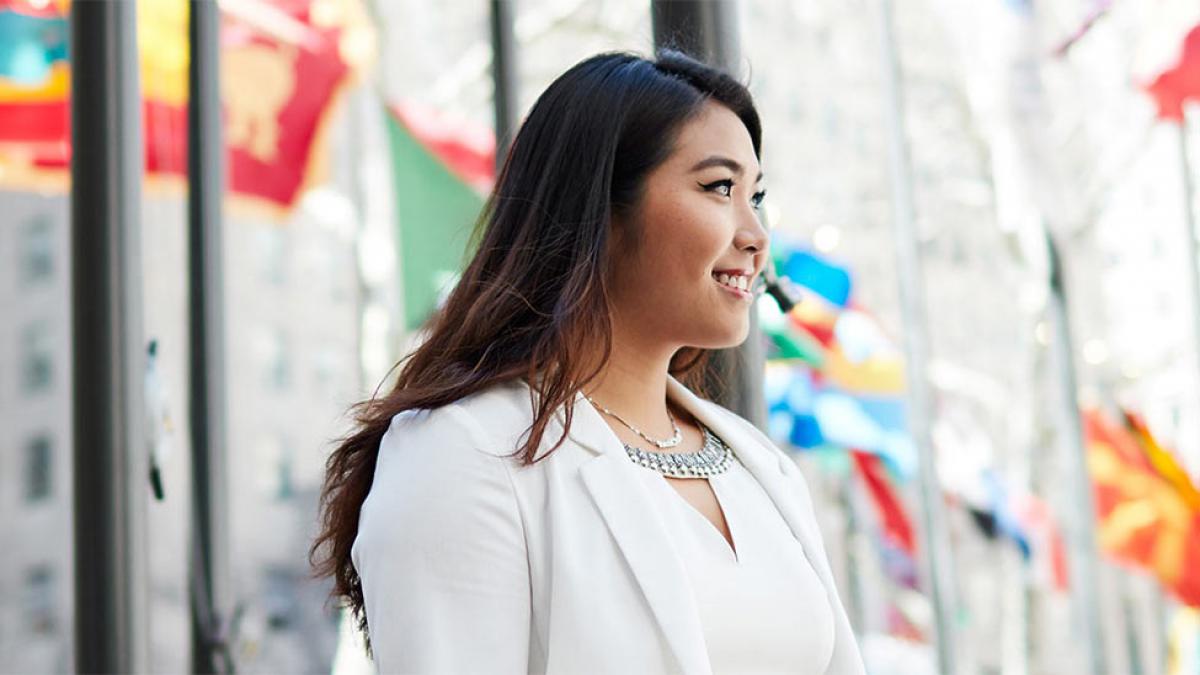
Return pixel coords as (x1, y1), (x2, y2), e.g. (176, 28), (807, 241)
(585, 318), (679, 437)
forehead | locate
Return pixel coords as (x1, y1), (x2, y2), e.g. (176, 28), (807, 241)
(666, 101), (760, 175)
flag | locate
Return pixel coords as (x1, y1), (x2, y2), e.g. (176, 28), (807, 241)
(1145, 24), (1200, 123)
(824, 344), (905, 395)
(1017, 495), (1070, 592)
(782, 249), (852, 307)
(0, 0), (68, 160)
(0, 0), (370, 211)
(1123, 410), (1200, 510)
(385, 101), (494, 330)
(787, 297), (838, 347)
(852, 449), (915, 555)
(1085, 409), (1200, 606)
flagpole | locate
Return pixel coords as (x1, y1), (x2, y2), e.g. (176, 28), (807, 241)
(1045, 234), (1107, 675)
(69, 0), (150, 671)
(651, 0), (767, 429)
(490, 0), (519, 171)
(873, 0), (958, 670)
(187, 0), (232, 671)
(1174, 117), (1200, 474)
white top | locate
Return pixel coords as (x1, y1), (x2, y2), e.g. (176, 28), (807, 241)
(632, 451), (837, 675)
(352, 377), (866, 674)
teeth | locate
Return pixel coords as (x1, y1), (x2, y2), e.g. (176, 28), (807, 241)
(714, 273), (750, 292)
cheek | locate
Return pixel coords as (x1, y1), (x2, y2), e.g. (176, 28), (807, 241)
(651, 208), (729, 281)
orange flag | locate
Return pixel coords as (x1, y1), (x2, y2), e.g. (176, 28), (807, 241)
(1084, 409), (1200, 606)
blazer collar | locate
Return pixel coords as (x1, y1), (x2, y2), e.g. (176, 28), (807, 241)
(542, 376), (825, 675)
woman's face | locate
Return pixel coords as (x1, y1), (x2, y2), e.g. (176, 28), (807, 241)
(608, 100), (769, 351)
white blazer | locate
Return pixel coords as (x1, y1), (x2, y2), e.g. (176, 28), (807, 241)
(352, 376), (866, 675)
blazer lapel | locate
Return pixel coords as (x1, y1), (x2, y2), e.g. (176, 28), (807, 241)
(552, 391), (713, 675)
(546, 379), (831, 675)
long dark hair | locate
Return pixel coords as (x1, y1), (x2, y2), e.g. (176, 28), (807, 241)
(311, 48), (762, 650)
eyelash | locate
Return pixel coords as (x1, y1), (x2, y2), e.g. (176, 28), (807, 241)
(701, 179), (767, 209)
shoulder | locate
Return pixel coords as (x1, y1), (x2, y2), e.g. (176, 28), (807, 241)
(378, 379), (534, 464)
(355, 385), (530, 570)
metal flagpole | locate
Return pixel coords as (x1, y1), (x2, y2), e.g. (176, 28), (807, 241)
(69, 0), (150, 671)
(1044, 234), (1107, 675)
(491, 0), (519, 172)
(1175, 119), (1200, 473)
(873, 0), (958, 671)
(188, 0), (232, 671)
(651, 0), (767, 429)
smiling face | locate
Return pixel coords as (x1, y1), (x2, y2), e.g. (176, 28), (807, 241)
(607, 100), (769, 352)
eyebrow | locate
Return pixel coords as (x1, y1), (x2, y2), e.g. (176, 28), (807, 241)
(689, 155), (764, 182)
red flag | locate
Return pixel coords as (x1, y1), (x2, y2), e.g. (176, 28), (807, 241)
(1146, 25), (1200, 122)
(851, 449), (915, 555)
(1085, 409), (1200, 607)
(0, 0), (370, 212)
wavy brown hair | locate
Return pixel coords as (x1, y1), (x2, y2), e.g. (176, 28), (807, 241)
(310, 48), (762, 653)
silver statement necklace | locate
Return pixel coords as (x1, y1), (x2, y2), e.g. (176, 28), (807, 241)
(624, 425), (734, 479)
(585, 396), (734, 478)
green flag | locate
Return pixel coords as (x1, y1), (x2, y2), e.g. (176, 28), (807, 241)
(384, 103), (493, 330)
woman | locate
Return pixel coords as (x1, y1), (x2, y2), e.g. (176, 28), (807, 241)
(312, 49), (865, 675)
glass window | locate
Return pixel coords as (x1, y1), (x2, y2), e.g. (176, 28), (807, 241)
(25, 434), (52, 503)
(25, 565), (56, 636)
(20, 321), (53, 394)
(313, 346), (338, 387)
(262, 567), (297, 631)
(253, 225), (287, 286)
(267, 331), (290, 390)
(276, 441), (295, 501)
(19, 214), (54, 285)
(255, 328), (291, 391)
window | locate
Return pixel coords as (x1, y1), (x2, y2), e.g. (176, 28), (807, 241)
(256, 328), (291, 391)
(20, 321), (53, 394)
(313, 346), (339, 387)
(255, 435), (296, 500)
(25, 565), (56, 635)
(19, 214), (53, 285)
(266, 331), (290, 390)
(276, 440), (294, 501)
(25, 434), (52, 503)
(253, 225), (287, 286)
(262, 567), (296, 631)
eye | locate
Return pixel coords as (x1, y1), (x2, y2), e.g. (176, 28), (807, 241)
(751, 189), (767, 210)
(700, 179), (735, 197)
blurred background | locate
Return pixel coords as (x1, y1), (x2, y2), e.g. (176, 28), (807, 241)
(2, 0), (1200, 673)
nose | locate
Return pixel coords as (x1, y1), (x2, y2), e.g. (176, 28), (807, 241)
(733, 201), (769, 256)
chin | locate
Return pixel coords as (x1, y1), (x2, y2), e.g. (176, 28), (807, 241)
(693, 321), (750, 350)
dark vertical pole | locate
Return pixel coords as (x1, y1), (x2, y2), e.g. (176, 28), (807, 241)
(651, 0), (765, 428)
(651, 0), (741, 74)
(490, 0), (519, 171)
(70, 1), (150, 672)
(188, 0), (231, 672)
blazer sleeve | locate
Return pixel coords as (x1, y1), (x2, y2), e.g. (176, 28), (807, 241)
(351, 404), (531, 675)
